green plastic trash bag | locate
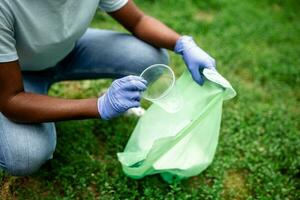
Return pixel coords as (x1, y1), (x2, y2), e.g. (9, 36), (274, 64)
(117, 68), (236, 182)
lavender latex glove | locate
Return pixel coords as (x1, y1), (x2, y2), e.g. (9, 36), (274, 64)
(174, 36), (216, 85)
(98, 75), (147, 120)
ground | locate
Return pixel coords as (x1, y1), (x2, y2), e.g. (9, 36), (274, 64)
(1, 0), (299, 199)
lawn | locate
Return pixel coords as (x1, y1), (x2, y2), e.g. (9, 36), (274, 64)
(1, 0), (299, 199)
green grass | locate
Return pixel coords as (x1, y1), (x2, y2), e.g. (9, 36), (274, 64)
(1, 0), (300, 199)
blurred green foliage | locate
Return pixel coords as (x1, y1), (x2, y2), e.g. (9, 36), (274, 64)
(1, 0), (299, 199)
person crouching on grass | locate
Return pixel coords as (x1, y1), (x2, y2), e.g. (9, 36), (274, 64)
(0, 0), (216, 176)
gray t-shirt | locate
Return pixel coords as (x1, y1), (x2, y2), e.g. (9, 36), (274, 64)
(0, 0), (128, 71)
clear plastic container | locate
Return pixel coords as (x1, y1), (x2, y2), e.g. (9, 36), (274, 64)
(140, 64), (182, 113)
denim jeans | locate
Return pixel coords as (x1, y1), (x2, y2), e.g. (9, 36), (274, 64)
(0, 28), (169, 176)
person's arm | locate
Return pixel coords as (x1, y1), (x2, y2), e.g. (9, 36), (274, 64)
(0, 61), (146, 123)
(0, 61), (99, 123)
(108, 0), (180, 50)
(109, 0), (217, 85)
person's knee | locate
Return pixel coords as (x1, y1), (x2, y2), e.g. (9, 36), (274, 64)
(114, 34), (170, 74)
(2, 131), (55, 176)
(131, 47), (170, 75)
(0, 109), (56, 177)
(157, 48), (170, 65)
(4, 147), (53, 176)
(142, 47), (169, 66)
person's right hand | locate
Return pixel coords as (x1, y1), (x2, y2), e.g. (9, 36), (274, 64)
(97, 75), (147, 120)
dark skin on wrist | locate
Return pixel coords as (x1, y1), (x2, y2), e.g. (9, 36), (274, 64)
(0, 0), (180, 123)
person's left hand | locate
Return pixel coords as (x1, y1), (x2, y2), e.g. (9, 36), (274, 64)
(174, 36), (216, 85)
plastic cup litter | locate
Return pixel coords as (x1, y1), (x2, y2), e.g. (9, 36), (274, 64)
(140, 64), (183, 113)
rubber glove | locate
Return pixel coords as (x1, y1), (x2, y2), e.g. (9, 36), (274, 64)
(98, 75), (147, 120)
(174, 36), (216, 85)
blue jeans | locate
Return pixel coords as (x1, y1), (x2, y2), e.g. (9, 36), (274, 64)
(0, 28), (169, 176)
